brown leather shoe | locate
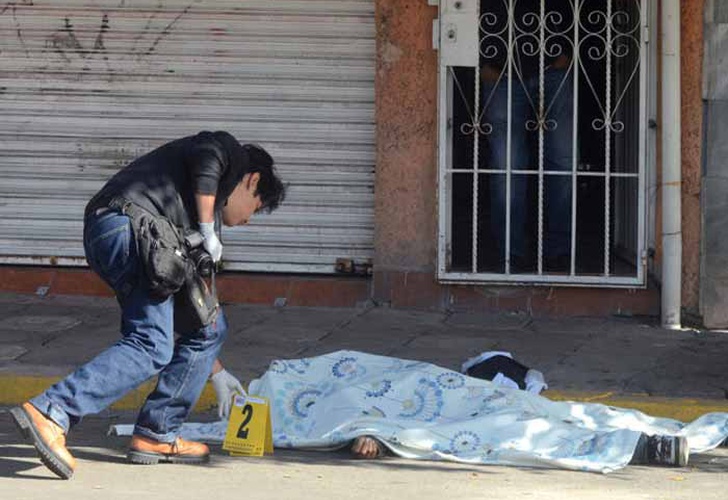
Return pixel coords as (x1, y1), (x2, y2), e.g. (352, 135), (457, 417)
(10, 402), (76, 479)
(127, 435), (210, 465)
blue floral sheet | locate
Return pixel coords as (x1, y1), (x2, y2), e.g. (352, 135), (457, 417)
(113, 350), (728, 473)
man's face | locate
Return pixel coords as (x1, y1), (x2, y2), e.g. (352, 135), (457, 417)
(222, 173), (262, 226)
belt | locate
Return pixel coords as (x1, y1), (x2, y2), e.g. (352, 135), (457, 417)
(107, 197), (151, 220)
(91, 198), (139, 218)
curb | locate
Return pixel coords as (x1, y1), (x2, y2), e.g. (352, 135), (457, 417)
(0, 375), (219, 414)
(2, 375), (727, 421)
(545, 390), (728, 422)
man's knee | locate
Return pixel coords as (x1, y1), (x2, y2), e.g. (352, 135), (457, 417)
(151, 340), (175, 369)
(120, 329), (175, 371)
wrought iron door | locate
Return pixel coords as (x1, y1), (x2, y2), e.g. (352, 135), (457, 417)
(437, 0), (648, 286)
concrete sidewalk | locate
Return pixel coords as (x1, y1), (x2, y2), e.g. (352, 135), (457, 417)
(1, 291), (727, 421)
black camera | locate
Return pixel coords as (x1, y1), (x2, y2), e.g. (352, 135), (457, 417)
(184, 231), (214, 278)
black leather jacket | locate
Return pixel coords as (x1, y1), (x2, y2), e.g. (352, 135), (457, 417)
(85, 131), (252, 231)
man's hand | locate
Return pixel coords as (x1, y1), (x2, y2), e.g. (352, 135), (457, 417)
(210, 369), (245, 419)
(199, 222), (223, 263)
(195, 192), (222, 263)
(351, 436), (385, 459)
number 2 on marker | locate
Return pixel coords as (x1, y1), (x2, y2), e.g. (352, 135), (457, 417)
(237, 404), (254, 439)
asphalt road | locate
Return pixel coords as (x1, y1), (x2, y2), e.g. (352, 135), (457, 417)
(1, 409), (727, 500)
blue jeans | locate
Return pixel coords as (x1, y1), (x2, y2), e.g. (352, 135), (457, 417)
(30, 210), (227, 442)
(483, 68), (574, 262)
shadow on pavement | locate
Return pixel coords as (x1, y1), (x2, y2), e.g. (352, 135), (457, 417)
(211, 447), (494, 474)
(2, 410), (726, 480)
(0, 444), (59, 480)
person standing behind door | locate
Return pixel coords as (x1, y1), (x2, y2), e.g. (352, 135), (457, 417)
(480, 0), (575, 272)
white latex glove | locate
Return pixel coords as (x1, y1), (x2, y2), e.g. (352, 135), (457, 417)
(210, 369), (245, 419)
(199, 222), (223, 263)
(524, 369), (548, 394)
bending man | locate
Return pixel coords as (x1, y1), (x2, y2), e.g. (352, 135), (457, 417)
(11, 131), (285, 479)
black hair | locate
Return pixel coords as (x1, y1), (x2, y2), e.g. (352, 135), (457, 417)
(242, 144), (286, 213)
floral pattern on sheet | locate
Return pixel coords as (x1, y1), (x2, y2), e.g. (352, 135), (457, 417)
(121, 351), (728, 474)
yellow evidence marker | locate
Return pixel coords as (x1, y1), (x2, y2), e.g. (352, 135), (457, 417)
(222, 394), (274, 456)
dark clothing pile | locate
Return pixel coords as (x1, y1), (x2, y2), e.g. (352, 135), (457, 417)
(464, 354), (530, 389)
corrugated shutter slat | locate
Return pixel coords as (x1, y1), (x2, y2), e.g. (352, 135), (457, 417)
(0, 0), (375, 273)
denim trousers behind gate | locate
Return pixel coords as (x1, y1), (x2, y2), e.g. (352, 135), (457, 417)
(30, 210), (227, 442)
(483, 68), (574, 263)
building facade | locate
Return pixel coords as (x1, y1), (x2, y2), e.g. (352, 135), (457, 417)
(0, 1), (721, 327)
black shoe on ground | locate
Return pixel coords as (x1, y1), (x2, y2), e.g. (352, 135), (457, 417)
(630, 433), (689, 467)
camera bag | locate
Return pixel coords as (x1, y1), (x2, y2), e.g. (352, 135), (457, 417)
(108, 198), (190, 299)
(173, 269), (219, 333)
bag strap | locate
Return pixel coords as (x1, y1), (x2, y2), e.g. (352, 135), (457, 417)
(210, 266), (217, 299)
(108, 197), (185, 247)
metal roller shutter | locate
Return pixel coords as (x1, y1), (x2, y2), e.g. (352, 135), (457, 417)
(0, 0), (375, 273)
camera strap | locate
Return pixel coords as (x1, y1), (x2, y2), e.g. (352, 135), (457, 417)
(210, 266), (217, 298)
